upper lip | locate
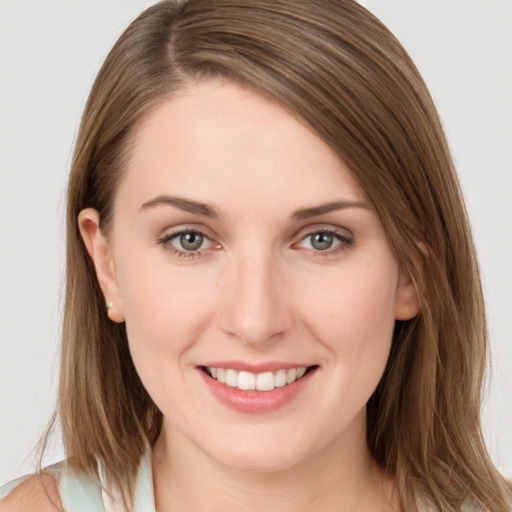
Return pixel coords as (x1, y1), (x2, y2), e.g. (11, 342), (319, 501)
(200, 360), (315, 373)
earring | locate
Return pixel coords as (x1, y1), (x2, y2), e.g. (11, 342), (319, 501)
(105, 302), (114, 312)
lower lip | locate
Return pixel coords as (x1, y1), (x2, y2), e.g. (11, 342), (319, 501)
(199, 368), (316, 414)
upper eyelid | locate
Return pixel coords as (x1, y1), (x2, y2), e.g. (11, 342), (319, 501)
(162, 227), (209, 238)
(164, 230), (211, 243)
(293, 224), (353, 241)
(159, 225), (216, 241)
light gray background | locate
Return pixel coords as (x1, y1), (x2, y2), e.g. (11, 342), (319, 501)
(1, 1), (511, 483)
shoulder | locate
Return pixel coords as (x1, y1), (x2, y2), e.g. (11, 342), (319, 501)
(0, 473), (63, 512)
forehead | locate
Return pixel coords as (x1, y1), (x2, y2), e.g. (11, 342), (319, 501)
(118, 79), (367, 214)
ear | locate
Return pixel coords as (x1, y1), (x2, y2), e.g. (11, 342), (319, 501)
(78, 208), (125, 323)
(394, 266), (420, 321)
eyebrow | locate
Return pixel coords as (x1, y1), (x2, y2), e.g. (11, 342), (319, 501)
(140, 195), (370, 220)
(140, 195), (219, 218)
(291, 200), (371, 220)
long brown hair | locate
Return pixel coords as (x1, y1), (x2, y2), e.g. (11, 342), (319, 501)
(43, 0), (511, 509)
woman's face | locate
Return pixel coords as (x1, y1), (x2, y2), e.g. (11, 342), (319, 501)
(81, 80), (418, 472)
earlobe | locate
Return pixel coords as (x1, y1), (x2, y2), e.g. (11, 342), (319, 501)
(395, 267), (420, 321)
(78, 208), (125, 323)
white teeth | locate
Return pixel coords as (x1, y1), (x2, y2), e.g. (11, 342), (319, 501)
(238, 371), (256, 390)
(226, 369), (238, 387)
(216, 368), (226, 384)
(286, 368), (297, 384)
(206, 366), (309, 391)
(256, 372), (274, 391)
(274, 369), (287, 388)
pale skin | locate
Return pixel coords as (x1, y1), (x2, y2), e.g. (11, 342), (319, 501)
(2, 79), (418, 511)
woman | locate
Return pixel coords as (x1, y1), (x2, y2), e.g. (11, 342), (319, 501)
(1, 0), (510, 510)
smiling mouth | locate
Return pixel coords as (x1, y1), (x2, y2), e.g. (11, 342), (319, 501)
(201, 366), (317, 392)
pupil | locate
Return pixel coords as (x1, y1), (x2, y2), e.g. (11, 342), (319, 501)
(312, 232), (333, 250)
(180, 232), (203, 251)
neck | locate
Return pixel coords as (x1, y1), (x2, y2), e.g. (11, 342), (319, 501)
(152, 417), (401, 512)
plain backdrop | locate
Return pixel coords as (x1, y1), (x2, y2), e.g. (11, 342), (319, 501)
(1, 0), (511, 484)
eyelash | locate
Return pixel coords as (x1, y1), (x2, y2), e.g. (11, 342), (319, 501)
(157, 228), (213, 260)
(294, 228), (353, 256)
(157, 227), (353, 260)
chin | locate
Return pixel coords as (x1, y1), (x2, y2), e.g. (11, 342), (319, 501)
(199, 428), (321, 474)
(213, 448), (306, 474)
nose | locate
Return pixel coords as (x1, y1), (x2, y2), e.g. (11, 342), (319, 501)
(218, 250), (293, 348)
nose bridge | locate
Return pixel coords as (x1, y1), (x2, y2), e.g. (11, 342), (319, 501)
(220, 244), (291, 346)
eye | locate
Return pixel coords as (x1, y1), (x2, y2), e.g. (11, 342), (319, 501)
(178, 231), (205, 251)
(158, 228), (219, 258)
(309, 232), (336, 251)
(295, 229), (352, 255)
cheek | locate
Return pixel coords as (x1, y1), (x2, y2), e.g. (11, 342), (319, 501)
(115, 259), (222, 421)
(297, 260), (398, 365)
(115, 254), (218, 365)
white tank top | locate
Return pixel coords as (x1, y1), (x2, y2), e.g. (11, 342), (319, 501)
(0, 449), (155, 512)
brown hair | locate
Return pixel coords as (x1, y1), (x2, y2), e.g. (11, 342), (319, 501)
(42, 0), (511, 510)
